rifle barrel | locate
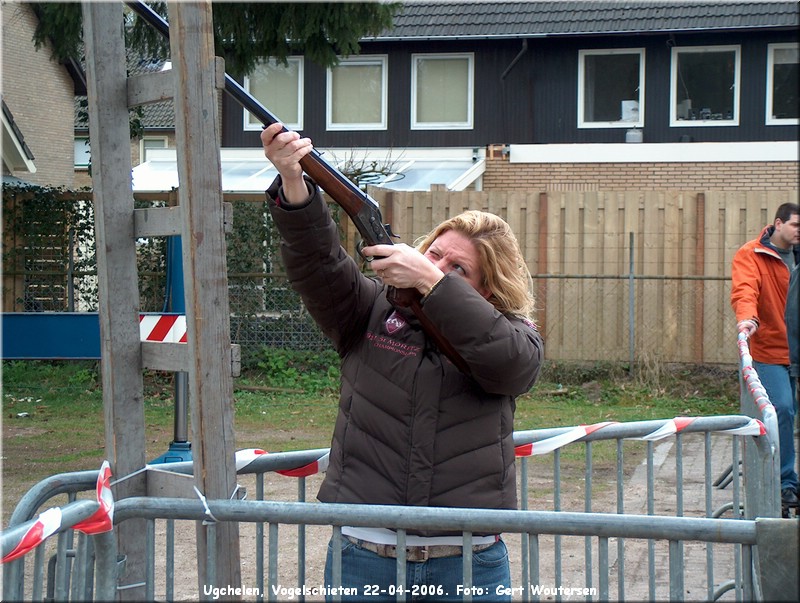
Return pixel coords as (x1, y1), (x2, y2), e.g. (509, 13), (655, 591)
(124, 0), (388, 244)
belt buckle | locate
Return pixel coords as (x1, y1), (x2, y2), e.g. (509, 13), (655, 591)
(406, 546), (429, 563)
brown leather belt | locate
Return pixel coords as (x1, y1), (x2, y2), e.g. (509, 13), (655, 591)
(345, 535), (497, 563)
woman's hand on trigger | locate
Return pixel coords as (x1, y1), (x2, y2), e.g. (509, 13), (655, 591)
(362, 243), (444, 296)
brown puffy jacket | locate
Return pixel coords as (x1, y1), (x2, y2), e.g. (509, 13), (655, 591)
(267, 178), (544, 525)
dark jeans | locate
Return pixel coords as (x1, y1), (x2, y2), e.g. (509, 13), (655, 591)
(324, 537), (512, 602)
(754, 361), (799, 491)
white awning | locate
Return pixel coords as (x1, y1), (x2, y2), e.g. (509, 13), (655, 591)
(132, 148), (485, 193)
(2, 103), (36, 173)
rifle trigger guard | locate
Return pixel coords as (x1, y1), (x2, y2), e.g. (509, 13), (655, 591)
(356, 240), (374, 262)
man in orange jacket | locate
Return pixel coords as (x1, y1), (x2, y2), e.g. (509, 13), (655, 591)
(731, 202), (800, 509)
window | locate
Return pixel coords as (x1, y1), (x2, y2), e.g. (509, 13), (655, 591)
(74, 137), (90, 168)
(326, 56), (387, 131)
(139, 136), (168, 164)
(671, 45), (740, 126)
(578, 49), (644, 128)
(766, 43), (799, 125)
(244, 57), (304, 130)
(411, 53), (474, 130)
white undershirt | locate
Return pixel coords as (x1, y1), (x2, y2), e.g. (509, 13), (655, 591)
(341, 526), (498, 547)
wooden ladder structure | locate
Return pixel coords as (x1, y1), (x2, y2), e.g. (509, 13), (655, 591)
(81, 2), (241, 597)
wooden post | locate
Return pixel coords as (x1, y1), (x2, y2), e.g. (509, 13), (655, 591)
(81, 3), (148, 599)
(167, 1), (242, 594)
(694, 192), (706, 363)
(537, 191), (548, 335)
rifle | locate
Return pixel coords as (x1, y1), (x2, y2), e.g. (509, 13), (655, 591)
(125, 1), (470, 375)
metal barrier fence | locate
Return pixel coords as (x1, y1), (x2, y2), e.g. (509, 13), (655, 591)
(0, 499), (117, 601)
(3, 411), (782, 602)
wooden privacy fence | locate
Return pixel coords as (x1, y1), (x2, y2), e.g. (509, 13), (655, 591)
(361, 188), (799, 365)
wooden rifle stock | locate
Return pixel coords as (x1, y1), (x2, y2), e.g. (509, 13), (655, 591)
(126, 0), (470, 375)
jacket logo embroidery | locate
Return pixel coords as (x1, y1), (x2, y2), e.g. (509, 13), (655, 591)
(385, 311), (406, 335)
(366, 332), (420, 357)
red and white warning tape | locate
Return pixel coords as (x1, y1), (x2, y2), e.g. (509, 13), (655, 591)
(1, 508), (63, 564)
(73, 460), (114, 534)
(235, 448), (330, 477)
(514, 422), (617, 457)
(514, 416), (764, 457)
(2, 461), (114, 564)
(237, 416), (763, 471)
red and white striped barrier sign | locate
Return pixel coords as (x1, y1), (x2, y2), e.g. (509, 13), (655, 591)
(2, 461), (114, 564)
(139, 314), (187, 343)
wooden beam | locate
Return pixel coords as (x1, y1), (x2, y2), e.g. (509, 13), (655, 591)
(141, 342), (240, 377)
(134, 206), (182, 237)
(81, 3), (148, 599)
(167, 1), (242, 594)
(140, 341), (187, 372)
(127, 70), (174, 107)
(127, 56), (224, 107)
(134, 203), (232, 237)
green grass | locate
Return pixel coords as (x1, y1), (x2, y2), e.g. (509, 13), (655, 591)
(2, 356), (740, 524)
(517, 365), (739, 429)
(515, 362), (740, 469)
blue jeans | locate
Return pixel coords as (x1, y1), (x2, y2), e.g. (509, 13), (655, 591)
(754, 361), (798, 491)
(324, 537), (512, 602)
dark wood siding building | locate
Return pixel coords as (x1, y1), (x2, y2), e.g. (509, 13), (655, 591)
(221, 1), (799, 149)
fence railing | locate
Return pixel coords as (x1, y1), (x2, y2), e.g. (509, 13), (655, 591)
(3, 410), (781, 602)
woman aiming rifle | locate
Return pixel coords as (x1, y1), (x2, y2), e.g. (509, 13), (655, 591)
(261, 122), (544, 601)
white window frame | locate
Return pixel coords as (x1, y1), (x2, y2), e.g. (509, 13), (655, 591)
(670, 44), (741, 127)
(139, 136), (168, 165)
(326, 55), (388, 131)
(578, 48), (645, 129)
(766, 42), (799, 125)
(244, 57), (304, 131)
(74, 137), (90, 168)
(411, 53), (474, 130)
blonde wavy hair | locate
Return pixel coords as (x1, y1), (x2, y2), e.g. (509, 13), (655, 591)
(415, 210), (536, 320)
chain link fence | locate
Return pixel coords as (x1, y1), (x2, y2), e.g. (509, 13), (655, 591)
(2, 190), (333, 367)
